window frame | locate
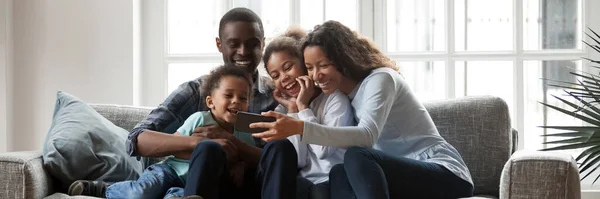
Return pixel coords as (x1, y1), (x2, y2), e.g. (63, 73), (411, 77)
(143, 0), (600, 152)
(374, 0), (600, 152)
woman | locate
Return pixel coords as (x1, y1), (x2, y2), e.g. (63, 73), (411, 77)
(251, 20), (474, 199)
(259, 26), (354, 199)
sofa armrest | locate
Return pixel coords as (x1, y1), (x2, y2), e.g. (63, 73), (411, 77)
(500, 151), (580, 199)
(0, 151), (53, 199)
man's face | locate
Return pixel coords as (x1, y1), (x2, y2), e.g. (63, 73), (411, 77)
(216, 21), (265, 74)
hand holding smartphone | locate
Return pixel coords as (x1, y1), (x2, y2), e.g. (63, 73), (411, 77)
(235, 111), (276, 133)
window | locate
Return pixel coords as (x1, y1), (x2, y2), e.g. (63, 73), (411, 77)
(162, 0), (363, 96)
(144, 0), (599, 154)
(378, 0), (596, 152)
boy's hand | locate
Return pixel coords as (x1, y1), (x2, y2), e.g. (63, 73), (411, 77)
(230, 162), (247, 188)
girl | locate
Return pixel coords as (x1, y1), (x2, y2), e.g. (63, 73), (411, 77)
(251, 21), (474, 199)
(259, 26), (354, 199)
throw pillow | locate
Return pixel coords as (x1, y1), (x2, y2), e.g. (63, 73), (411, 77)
(42, 91), (142, 187)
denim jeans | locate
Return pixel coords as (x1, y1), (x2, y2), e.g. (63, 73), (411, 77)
(329, 147), (474, 199)
(105, 163), (184, 199)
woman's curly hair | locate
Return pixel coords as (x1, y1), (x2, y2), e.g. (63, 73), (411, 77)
(300, 20), (398, 81)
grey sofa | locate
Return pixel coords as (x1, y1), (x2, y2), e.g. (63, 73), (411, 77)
(0, 96), (581, 199)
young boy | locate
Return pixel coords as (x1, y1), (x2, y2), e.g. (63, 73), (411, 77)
(68, 65), (255, 199)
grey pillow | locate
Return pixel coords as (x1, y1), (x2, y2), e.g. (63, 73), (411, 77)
(42, 91), (143, 186)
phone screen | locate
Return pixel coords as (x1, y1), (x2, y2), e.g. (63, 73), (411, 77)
(234, 111), (276, 133)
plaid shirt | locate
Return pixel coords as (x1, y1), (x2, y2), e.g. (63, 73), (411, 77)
(127, 74), (278, 157)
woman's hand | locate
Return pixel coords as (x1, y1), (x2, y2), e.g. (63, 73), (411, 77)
(295, 76), (316, 111)
(250, 111), (304, 142)
(273, 89), (298, 113)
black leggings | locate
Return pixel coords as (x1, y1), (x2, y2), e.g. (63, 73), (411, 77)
(184, 139), (300, 199)
(329, 147), (473, 199)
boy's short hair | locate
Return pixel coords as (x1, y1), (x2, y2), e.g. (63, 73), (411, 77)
(201, 64), (254, 100)
(218, 7), (264, 38)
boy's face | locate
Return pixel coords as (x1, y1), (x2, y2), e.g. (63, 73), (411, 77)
(206, 76), (251, 125)
(216, 21), (265, 74)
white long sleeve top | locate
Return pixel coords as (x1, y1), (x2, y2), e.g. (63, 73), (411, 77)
(276, 90), (355, 184)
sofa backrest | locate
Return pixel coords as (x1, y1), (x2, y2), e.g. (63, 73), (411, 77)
(424, 96), (512, 196)
(90, 104), (152, 132)
(91, 95), (513, 196)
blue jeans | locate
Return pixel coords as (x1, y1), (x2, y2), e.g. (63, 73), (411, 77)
(329, 147), (473, 199)
(106, 163), (184, 199)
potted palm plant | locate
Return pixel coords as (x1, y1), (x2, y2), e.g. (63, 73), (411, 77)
(540, 27), (600, 183)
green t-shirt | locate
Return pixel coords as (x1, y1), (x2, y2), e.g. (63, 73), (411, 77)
(164, 111), (255, 181)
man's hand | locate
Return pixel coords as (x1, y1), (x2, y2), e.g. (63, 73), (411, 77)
(229, 162), (247, 188)
(189, 125), (238, 162)
(213, 138), (239, 163)
(191, 125), (232, 139)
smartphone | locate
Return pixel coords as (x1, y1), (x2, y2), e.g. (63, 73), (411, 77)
(235, 111), (276, 133)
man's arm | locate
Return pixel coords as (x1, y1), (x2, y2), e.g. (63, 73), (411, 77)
(127, 79), (205, 158)
(137, 130), (205, 158)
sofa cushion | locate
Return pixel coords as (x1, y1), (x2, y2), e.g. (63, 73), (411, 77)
(42, 91), (143, 188)
(424, 96), (512, 196)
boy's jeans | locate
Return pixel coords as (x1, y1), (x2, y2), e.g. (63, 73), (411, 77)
(106, 163), (184, 199)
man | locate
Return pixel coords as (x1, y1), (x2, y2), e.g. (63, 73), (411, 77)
(131, 7), (280, 199)
(69, 8), (290, 199)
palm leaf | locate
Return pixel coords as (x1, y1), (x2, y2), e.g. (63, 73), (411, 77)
(580, 154), (600, 174)
(553, 93), (600, 122)
(581, 160), (600, 180)
(542, 78), (600, 90)
(576, 145), (600, 161)
(548, 84), (600, 94)
(582, 57), (600, 64)
(539, 27), (600, 184)
(582, 41), (600, 55)
(542, 137), (600, 144)
(538, 126), (600, 131)
(588, 27), (600, 45)
(539, 102), (600, 126)
(541, 141), (600, 151)
(568, 89), (600, 115)
(581, 150), (600, 168)
(583, 80), (600, 87)
(579, 159), (598, 180)
(542, 131), (595, 137)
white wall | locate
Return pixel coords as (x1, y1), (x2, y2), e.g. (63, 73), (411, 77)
(11, 0), (138, 151)
(140, 0), (165, 107)
(0, 0), (13, 153)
